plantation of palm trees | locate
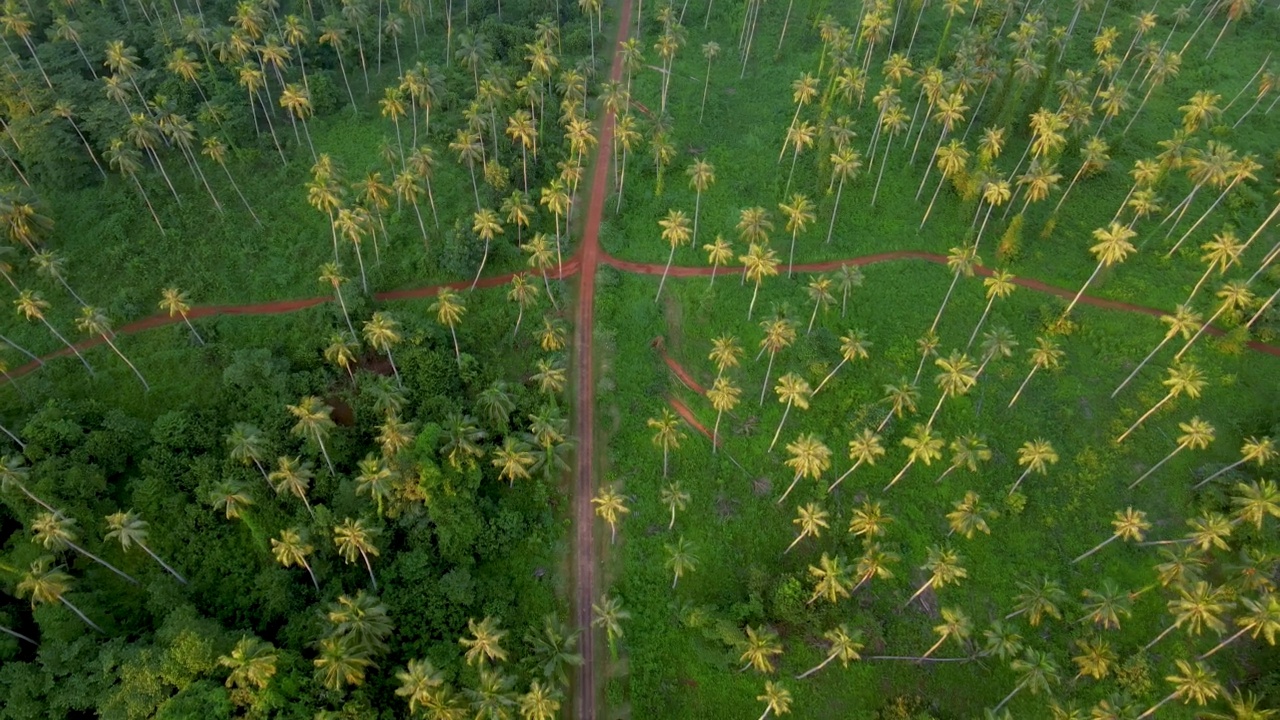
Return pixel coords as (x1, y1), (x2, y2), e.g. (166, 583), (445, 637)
(0, 0), (1278, 716)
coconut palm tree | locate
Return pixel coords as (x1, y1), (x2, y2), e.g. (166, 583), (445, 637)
(271, 527), (319, 589)
(105, 138), (165, 233)
(287, 396), (337, 476)
(104, 510), (186, 584)
(1196, 436), (1276, 490)
(935, 434), (992, 485)
(917, 606), (972, 659)
(1118, 362), (1206, 443)
(1079, 579), (1133, 630)
(824, 429), (884, 494)
(992, 649), (1060, 714)
(698, 40), (721, 121)
(430, 288), (466, 365)
(779, 434), (832, 504)
(30, 511), (139, 585)
(742, 244), (781, 320)
(659, 481), (690, 531)
(757, 318), (797, 405)
(706, 377), (741, 451)
(17, 556), (102, 632)
(1144, 581), (1231, 652)
(973, 179), (1012, 251)
(592, 593), (630, 645)
(708, 334), (744, 380)
(1053, 137), (1111, 215)
(1112, 304), (1201, 399)
(469, 207), (504, 289)
(946, 491), (996, 539)
(1174, 280), (1255, 361)
(919, 139), (970, 229)
(1071, 635), (1116, 680)
(1010, 439), (1058, 495)
(1073, 508), (1151, 564)
(461, 616), (508, 667)
(768, 373), (811, 453)
(592, 485), (629, 544)
(655, 208), (692, 302)
(686, 160), (715, 249)
(887, 424), (945, 491)
(905, 544), (967, 608)
(1061, 222), (1138, 320)
(355, 455), (394, 515)
(703, 235), (734, 287)
(924, 350), (979, 431)
(158, 287), (204, 345)
(14, 290), (92, 373)
(756, 680), (793, 720)
(333, 517), (380, 589)
(807, 552), (852, 605)
(966, 270), (1015, 352)
(1135, 660), (1221, 719)
(778, 193), (816, 278)
(74, 306), (148, 390)
(318, 263), (358, 338)
(824, 148), (862, 244)
(647, 408), (685, 478)
(926, 245), (980, 341)
(785, 502), (830, 554)
(740, 624), (783, 674)
(665, 536), (698, 588)
(268, 456), (316, 517)
(795, 625), (863, 680)
(813, 331), (870, 396)
(1006, 577), (1067, 626)
(877, 380), (920, 433)
(220, 636), (279, 691)
(804, 276), (835, 335)
(0, 455), (53, 511)
(1198, 593), (1280, 659)
(1130, 417), (1215, 488)
(1228, 479), (1280, 531)
(324, 333), (360, 382)
(394, 658), (443, 714)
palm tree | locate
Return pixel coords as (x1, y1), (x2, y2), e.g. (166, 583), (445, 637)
(104, 511), (186, 584)
(919, 606), (972, 659)
(319, 263), (357, 337)
(268, 456), (316, 517)
(1130, 416), (1215, 489)
(106, 139), (165, 233)
(271, 527), (319, 590)
(803, 276), (835, 335)
(539, 179), (570, 274)
(208, 479), (254, 521)
(430, 288), (466, 365)
(785, 500), (830, 556)
(491, 437), (536, 487)
(325, 333), (360, 382)
(75, 307), (148, 390)
(655, 208), (692, 302)
(1174, 280), (1255, 361)
(824, 148), (862, 245)
(992, 649), (1060, 714)
(920, 139), (971, 229)
(741, 244), (781, 320)
(665, 536), (698, 588)
(768, 373), (811, 453)
(1010, 439), (1058, 495)
(1144, 581), (1231, 651)
(1071, 635), (1116, 681)
(886, 424), (945, 491)
(966, 270), (1015, 352)
(740, 625), (783, 673)
(686, 160), (716, 249)
(14, 290), (92, 373)
(30, 511), (139, 585)
(973, 179), (1012, 251)
(313, 635), (373, 691)
(1073, 508), (1151, 564)
(779, 434), (832, 504)
(795, 625), (863, 680)
(804, 551), (852, 605)
(1112, 304), (1200, 399)
(699, 40), (721, 121)
(1198, 593), (1280, 659)
(905, 544), (967, 608)
(1117, 362), (1206, 443)
(453, 616), (508, 670)
(592, 593), (630, 646)
(592, 485), (629, 544)
(1079, 579), (1133, 630)
(358, 312), (402, 388)
(225, 423), (270, 483)
(810, 331), (870, 397)
(0, 455), (53, 511)
(1196, 436), (1276, 489)
(17, 556), (102, 632)
(709, 334), (744, 380)
(1006, 577), (1067, 626)
(647, 408), (685, 478)
(924, 350), (979, 431)
(334, 517), (380, 589)
(395, 658), (443, 714)
(778, 193), (816, 278)
(935, 434), (992, 485)
(1061, 222), (1138, 320)
(518, 680), (561, 720)
(756, 680), (793, 720)
(926, 244), (980, 339)
(1229, 479), (1280, 530)
(220, 636), (279, 690)
(658, 481), (691, 531)
(876, 380), (920, 433)
(287, 396), (337, 476)
(1135, 661), (1221, 719)
(822, 429), (884, 494)
(706, 377), (741, 452)
(1054, 137), (1111, 215)
(157, 288), (204, 345)
(356, 455), (394, 515)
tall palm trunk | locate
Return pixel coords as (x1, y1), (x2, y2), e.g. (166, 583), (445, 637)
(768, 401), (794, 453)
(825, 176), (846, 244)
(101, 335), (149, 390)
(1060, 260), (1105, 319)
(0, 331), (42, 366)
(41, 319), (93, 373)
(655, 245), (677, 302)
(59, 596), (105, 632)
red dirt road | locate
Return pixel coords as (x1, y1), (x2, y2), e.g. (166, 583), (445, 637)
(570, 0), (633, 716)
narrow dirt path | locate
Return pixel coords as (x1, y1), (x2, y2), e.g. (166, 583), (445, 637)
(571, 0), (633, 716)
